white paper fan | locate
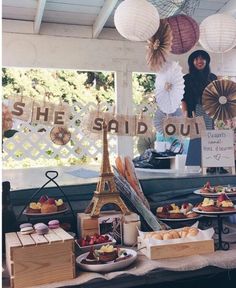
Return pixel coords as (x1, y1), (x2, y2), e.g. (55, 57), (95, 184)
(153, 107), (182, 134)
(155, 61), (184, 114)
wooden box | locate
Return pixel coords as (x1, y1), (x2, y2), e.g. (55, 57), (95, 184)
(77, 211), (123, 238)
(77, 213), (99, 237)
(137, 236), (214, 260)
(5, 228), (75, 288)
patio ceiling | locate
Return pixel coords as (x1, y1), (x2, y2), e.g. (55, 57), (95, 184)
(2, 0), (236, 37)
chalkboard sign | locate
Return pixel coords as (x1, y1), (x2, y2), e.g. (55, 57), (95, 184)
(201, 130), (235, 174)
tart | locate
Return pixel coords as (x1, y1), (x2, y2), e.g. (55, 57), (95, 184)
(55, 199), (66, 211)
(216, 193), (235, 211)
(41, 203), (57, 214)
(26, 202), (41, 213)
(198, 198), (221, 212)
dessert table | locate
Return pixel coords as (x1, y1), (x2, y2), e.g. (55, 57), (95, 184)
(3, 240), (236, 288)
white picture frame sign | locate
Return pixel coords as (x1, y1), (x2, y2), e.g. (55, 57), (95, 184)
(201, 130), (235, 174)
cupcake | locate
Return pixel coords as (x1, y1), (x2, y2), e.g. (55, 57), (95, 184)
(55, 199), (66, 211)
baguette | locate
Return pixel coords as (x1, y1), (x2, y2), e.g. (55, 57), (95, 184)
(124, 156), (150, 210)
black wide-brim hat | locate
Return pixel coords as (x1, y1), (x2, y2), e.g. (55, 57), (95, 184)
(188, 50), (210, 66)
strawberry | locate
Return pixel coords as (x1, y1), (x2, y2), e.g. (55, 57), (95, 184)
(39, 195), (48, 204)
(89, 238), (94, 245)
(47, 198), (56, 205)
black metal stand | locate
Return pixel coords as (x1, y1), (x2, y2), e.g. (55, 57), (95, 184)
(215, 214), (230, 251)
(17, 171), (77, 236)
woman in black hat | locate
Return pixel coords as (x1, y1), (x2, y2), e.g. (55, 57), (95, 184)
(182, 50), (228, 174)
(182, 49), (217, 122)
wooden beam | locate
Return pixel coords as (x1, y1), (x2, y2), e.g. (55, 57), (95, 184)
(92, 0), (118, 38)
(34, 0), (47, 34)
(218, 0), (236, 15)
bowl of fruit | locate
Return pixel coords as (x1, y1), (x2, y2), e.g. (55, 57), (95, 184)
(75, 233), (116, 252)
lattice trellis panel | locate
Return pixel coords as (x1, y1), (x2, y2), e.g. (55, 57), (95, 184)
(133, 99), (157, 156)
(2, 101), (118, 168)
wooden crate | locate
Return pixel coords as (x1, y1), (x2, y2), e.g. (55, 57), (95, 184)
(77, 213), (99, 237)
(5, 228), (75, 288)
(77, 211), (123, 238)
(137, 236), (214, 260)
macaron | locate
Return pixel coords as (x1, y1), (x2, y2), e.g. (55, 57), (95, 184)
(20, 226), (34, 235)
(34, 222), (46, 229)
(35, 223), (49, 235)
(20, 223), (33, 229)
(48, 220), (60, 229)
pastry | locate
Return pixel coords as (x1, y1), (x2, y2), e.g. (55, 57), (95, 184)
(41, 203), (57, 214)
(168, 204), (185, 218)
(198, 198), (221, 212)
(153, 233), (163, 240)
(81, 246), (100, 265)
(26, 202), (41, 213)
(124, 156), (150, 209)
(180, 202), (193, 214)
(217, 193), (235, 211)
(48, 220), (60, 229)
(97, 245), (118, 263)
(55, 199), (66, 211)
(20, 226), (34, 235)
(187, 227), (199, 237)
(186, 211), (199, 218)
(156, 206), (169, 218)
(115, 156), (125, 177)
(200, 181), (215, 193)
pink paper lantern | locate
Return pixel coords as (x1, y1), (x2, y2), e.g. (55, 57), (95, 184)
(167, 14), (199, 55)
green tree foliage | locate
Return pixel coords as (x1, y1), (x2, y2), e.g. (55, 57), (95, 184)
(2, 68), (115, 106)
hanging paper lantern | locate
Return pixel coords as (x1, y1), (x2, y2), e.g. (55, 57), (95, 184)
(114, 0), (160, 41)
(166, 14), (199, 55)
(202, 80), (236, 122)
(199, 14), (236, 53)
(146, 19), (173, 71)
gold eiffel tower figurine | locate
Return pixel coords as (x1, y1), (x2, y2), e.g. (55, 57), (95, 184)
(85, 121), (130, 217)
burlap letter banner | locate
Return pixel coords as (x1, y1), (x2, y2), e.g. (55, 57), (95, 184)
(163, 116), (206, 139)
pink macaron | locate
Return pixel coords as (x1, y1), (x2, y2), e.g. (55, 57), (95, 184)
(48, 220), (60, 229)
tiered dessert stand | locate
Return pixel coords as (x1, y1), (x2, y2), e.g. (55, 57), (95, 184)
(17, 170), (77, 234)
(193, 187), (236, 250)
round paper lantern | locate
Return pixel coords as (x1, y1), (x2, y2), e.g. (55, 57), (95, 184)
(199, 14), (236, 53)
(167, 14), (199, 55)
(114, 0), (160, 41)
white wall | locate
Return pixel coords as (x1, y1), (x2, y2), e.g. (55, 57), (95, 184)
(3, 20), (236, 75)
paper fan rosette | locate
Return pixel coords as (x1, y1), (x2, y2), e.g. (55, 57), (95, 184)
(202, 79), (236, 122)
(146, 19), (173, 71)
(50, 126), (71, 145)
(153, 107), (182, 134)
(155, 61), (184, 114)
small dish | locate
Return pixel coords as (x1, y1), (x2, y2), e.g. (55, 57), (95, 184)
(76, 248), (137, 272)
(75, 235), (116, 252)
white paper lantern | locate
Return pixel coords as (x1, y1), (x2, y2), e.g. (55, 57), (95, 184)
(114, 0), (160, 41)
(199, 14), (236, 53)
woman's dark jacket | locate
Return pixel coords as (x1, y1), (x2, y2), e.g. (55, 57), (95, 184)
(182, 72), (217, 117)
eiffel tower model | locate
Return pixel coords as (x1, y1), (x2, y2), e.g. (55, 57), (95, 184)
(85, 121), (130, 217)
